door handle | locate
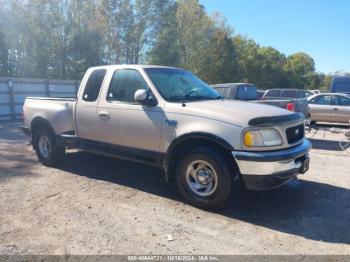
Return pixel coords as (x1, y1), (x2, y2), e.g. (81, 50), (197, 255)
(333, 108), (339, 111)
(98, 111), (109, 119)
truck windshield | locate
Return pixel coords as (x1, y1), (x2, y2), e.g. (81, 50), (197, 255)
(145, 68), (221, 102)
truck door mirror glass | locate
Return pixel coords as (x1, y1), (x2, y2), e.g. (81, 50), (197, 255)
(134, 89), (158, 107)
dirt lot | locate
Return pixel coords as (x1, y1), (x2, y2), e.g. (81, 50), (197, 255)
(0, 121), (349, 255)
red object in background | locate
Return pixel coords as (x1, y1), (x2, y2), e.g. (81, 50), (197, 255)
(286, 102), (294, 111)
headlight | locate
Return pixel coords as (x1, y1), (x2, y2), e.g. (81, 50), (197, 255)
(244, 128), (283, 147)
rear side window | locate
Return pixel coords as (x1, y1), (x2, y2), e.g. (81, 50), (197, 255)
(83, 69), (106, 102)
(265, 90), (280, 97)
(237, 85), (258, 100)
(281, 90), (297, 98)
(107, 69), (148, 102)
(335, 95), (350, 106)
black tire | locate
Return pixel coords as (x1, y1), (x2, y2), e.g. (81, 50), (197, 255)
(175, 147), (234, 209)
(33, 126), (65, 166)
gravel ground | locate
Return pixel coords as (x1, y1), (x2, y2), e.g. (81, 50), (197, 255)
(0, 121), (349, 255)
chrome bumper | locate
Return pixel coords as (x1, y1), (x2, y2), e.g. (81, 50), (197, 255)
(232, 139), (311, 190)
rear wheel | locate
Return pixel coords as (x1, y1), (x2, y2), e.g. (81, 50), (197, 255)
(33, 127), (65, 166)
(175, 147), (234, 209)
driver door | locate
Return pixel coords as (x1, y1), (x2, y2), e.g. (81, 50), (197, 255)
(96, 69), (164, 160)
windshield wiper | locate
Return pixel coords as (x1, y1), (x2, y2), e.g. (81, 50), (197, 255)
(195, 95), (222, 100)
(169, 93), (222, 102)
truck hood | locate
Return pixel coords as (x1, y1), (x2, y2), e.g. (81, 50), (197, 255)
(165, 99), (296, 127)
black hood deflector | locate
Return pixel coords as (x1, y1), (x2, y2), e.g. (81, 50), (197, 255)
(248, 113), (304, 127)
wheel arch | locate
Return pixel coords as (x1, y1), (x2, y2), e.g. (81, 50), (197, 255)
(30, 117), (58, 148)
(163, 132), (236, 182)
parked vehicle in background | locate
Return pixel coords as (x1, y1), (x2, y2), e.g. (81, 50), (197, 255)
(262, 88), (314, 100)
(213, 83), (258, 100)
(21, 65), (311, 209)
(212, 83), (309, 119)
(307, 93), (350, 124)
(257, 90), (265, 99)
(330, 76), (350, 94)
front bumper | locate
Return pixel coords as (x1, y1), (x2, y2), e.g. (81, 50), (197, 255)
(232, 139), (311, 190)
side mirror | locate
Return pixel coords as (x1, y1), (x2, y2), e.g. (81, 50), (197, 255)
(134, 89), (158, 106)
(134, 89), (147, 102)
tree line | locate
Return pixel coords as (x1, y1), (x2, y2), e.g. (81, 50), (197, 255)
(0, 0), (343, 90)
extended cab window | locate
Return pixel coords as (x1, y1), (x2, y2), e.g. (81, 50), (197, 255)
(82, 69), (106, 102)
(107, 69), (148, 102)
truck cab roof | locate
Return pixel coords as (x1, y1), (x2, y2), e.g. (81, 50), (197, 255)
(88, 64), (181, 71)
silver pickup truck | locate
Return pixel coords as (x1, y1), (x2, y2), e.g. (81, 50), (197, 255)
(22, 65), (311, 209)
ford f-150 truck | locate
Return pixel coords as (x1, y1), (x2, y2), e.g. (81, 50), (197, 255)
(22, 65), (311, 209)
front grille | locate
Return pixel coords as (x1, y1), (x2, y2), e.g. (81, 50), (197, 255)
(286, 124), (304, 144)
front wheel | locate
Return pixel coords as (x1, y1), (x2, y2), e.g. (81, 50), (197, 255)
(33, 127), (65, 166)
(176, 147), (234, 209)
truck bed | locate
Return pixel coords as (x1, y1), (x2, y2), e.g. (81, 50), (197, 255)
(253, 98), (309, 118)
(23, 97), (76, 135)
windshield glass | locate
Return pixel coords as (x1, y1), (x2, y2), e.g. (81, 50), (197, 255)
(145, 68), (221, 102)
